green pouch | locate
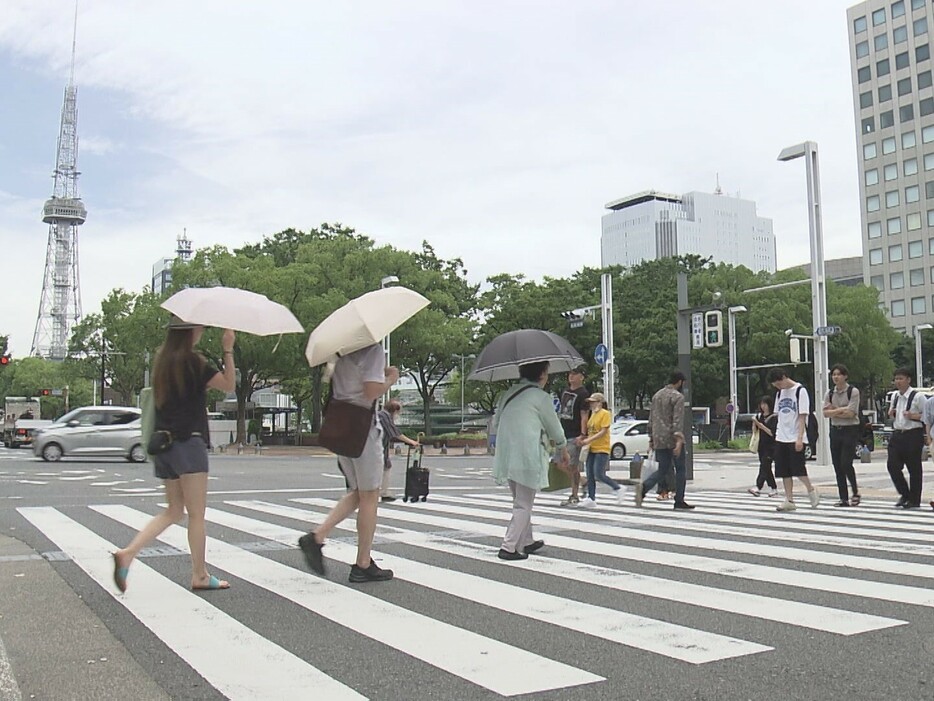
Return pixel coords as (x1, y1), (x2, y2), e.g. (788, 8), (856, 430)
(543, 460), (571, 492)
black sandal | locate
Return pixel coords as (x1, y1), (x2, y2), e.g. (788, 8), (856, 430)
(851, 493), (861, 506)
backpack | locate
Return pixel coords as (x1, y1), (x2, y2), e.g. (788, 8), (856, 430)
(776, 385), (818, 443)
(826, 385), (872, 432)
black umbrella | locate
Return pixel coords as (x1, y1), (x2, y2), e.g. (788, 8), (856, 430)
(468, 329), (585, 382)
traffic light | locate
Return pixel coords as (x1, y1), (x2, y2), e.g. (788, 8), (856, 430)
(38, 389), (51, 397)
(561, 309), (586, 329)
(0, 354), (10, 366)
(705, 311), (723, 348)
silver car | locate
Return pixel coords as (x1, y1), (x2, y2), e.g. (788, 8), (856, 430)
(32, 406), (145, 462)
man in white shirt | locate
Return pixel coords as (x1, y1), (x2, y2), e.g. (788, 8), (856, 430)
(767, 368), (820, 512)
(887, 367), (926, 509)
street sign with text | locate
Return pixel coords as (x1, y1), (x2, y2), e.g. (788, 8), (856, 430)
(815, 325), (842, 336)
(691, 312), (704, 350)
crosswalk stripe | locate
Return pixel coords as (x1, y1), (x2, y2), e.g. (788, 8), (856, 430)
(228, 499), (904, 637)
(90, 504), (601, 696)
(17, 506), (366, 701)
(291, 497), (934, 608)
(428, 493), (934, 583)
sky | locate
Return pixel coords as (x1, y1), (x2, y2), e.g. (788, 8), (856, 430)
(0, 0), (865, 356)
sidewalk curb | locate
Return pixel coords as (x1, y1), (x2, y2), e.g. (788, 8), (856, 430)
(0, 634), (22, 701)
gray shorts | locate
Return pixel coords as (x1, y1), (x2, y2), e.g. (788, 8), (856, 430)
(555, 441), (583, 469)
(154, 436), (209, 480)
(337, 424), (383, 491)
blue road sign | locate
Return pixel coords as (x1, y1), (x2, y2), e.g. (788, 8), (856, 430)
(594, 343), (608, 366)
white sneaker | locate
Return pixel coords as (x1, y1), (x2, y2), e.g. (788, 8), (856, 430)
(767, 489), (780, 498)
(776, 500), (797, 512)
(747, 487), (760, 497)
(615, 487), (627, 505)
(808, 490), (820, 508)
(580, 498), (597, 509)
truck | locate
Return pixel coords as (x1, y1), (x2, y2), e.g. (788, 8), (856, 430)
(3, 397), (43, 448)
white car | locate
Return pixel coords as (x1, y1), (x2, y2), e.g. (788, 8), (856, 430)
(609, 419), (699, 461)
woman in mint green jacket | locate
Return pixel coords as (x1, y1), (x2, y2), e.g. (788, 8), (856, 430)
(492, 360), (569, 560)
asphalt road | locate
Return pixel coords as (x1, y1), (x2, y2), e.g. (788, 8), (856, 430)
(1, 446), (934, 700)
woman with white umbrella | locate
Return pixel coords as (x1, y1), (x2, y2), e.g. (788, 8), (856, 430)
(492, 360), (569, 560)
(112, 320), (237, 592)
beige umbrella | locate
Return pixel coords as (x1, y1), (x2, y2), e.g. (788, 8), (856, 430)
(305, 286), (430, 367)
(161, 287), (303, 336)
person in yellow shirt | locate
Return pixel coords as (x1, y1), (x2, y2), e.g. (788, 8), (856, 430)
(576, 393), (626, 507)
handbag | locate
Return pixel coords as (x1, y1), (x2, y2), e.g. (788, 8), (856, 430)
(748, 426), (760, 453)
(147, 429), (173, 456)
(318, 390), (376, 458)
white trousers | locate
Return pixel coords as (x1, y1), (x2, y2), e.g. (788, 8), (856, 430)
(501, 480), (536, 554)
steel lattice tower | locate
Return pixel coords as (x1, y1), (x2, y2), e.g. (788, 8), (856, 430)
(31, 7), (86, 360)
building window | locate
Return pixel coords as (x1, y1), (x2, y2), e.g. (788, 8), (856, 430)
(886, 163), (899, 180)
(872, 274), (885, 290)
(855, 15), (868, 33)
(926, 153), (934, 170)
(924, 124), (934, 142)
(882, 110), (896, 128)
(913, 296), (927, 314)
(858, 41), (871, 58)
(874, 8), (887, 25)
(892, 271), (906, 288)
(920, 70), (933, 88)
(865, 142), (879, 159)
(863, 117), (877, 134)
(902, 103), (916, 122)
(871, 248), (884, 265)
(907, 184), (921, 202)
(883, 136), (897, 153)
(860, 91), (874, 108)
(912, 267), (925, 286)
(880, 84), (894, 102)
(870, 221), (883, 238)
(876, 33), (890, 51)
(918, 44), (931, 62)
(893, 299), (907, 317)
(879, 58), (892, 76)
(906, 157), (919, 175)
(910, 240), (924, 258)
(891, 243), (905, 261)
(927, 180), (934, 197)
(893, 0), (906, 17)
(889, 216), (903, 234)
(915, 17), (928, 36)
(904, 130), (918, 148)
(867, 168), (880, 185)
(909, 211), (923, 229)
(859, 65), (872, 83)
(887, 190), (900, 208)
(869, 194), (882, 211)
(928, 210), (934, 226)
(895, 25), (910, 43)
(899, 77), (913, 95)
(897, 51), (911, 69)
(922, 98), (934, 116)
(913, 0), (925, 9)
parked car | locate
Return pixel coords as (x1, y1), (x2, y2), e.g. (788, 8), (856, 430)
(32, 406), (145, 462)
(609, 420), (700, 461)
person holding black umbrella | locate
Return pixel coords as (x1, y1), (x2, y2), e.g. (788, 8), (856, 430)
(492, 360), (569, 560)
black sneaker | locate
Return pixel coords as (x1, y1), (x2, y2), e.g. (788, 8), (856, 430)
(380, 495), (397, 503)
(298, 533), (325, 576)
(895, 496), (909, 508)
(497, 548), (529, 561)
(524, 540), (545, 554)
(673, 501), (695, 510)
(349, 561), (394, 583)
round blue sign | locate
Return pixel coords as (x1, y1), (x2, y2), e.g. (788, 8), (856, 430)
(594, 343), (608, 366)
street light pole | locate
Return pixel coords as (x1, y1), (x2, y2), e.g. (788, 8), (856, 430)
(779, 141), (830, 467)
(728, 305), (747, 441)
(380, 275), (400, 405)
(600, 273), (615, 417)
(453, 353), (475, 432)
(915, 324), (933, 386)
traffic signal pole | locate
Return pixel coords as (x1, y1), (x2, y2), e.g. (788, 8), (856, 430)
(677, 274), (694, 481)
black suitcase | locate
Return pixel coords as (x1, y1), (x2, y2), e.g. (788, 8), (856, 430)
(403, 445), (429, 502)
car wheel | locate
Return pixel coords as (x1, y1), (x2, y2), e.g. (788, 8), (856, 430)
(41, 443), (63, 462)
(611, 443), (626, 460)
(128, 444), (146, 463)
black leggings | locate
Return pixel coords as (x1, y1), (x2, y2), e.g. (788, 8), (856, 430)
(756, 450), (777, 490)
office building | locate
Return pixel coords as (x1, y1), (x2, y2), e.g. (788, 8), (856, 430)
(601, 189), (776, 272)
(848, 0), (934, 331)
(151, 231), (193, 295)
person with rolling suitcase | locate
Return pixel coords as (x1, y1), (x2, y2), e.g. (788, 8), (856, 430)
(404, 442), (430, 502)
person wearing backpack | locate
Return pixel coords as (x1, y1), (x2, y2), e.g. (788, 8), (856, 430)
(766, 368), (820, 512)
(822, 364), (862, 507)
(887, 366), (926, 509)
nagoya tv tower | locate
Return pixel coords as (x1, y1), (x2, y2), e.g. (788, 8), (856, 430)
(31, 4), (85, 361)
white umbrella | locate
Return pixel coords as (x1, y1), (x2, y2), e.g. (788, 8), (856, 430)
(305, 286), (430, 367)
(161, 287), (303, 336)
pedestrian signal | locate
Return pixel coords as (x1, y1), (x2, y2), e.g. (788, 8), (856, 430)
(38, 389), (51, 396)
(704, 311), (723, 348)
(0, 354), (9, 366)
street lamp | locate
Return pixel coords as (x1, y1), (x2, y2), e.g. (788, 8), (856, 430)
(453, 353), (476, 431)
(778, 141), (830, 467)
(728, 305), (747, 440)
(915, 323), (933, 386)
(380, 275), (400, 405)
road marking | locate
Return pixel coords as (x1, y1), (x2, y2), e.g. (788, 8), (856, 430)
(17, 480), (47, 485)
(92, 505), (602, 696)
(18, 507), (366, 701)
(230, 499), (902, 637)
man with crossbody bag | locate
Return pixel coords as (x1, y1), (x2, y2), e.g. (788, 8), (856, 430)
(887, 366), (926, 509)
(822, 364), (862, 507)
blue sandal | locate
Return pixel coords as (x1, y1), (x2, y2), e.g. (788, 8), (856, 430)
(112, 553), (129, 593)
(192, 575), (230, 591)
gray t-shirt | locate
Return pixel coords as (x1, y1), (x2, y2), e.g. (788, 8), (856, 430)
(331, 344), (386, 408)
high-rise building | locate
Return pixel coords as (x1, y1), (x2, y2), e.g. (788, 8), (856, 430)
(151, 231), (193, 295)
(848, 0), (934, 331)
(600, 189), (776, 272)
